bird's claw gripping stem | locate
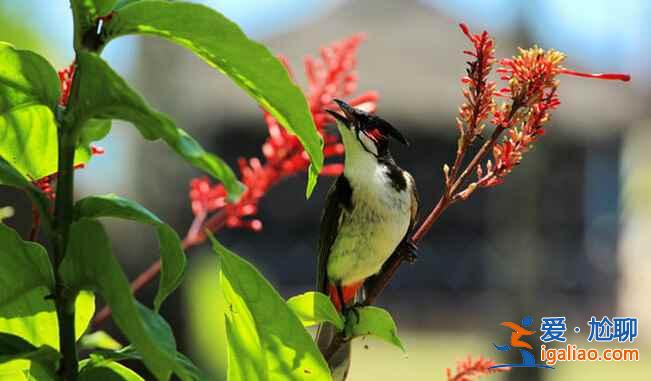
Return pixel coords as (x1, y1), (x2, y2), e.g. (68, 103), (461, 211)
(402, 238), (419, 263)
(343, 303), (363, 326)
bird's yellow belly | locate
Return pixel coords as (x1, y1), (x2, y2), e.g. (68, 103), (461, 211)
(327, 189), (411, 286)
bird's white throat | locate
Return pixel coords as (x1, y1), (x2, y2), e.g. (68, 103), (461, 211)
(336, 121), (380, 183)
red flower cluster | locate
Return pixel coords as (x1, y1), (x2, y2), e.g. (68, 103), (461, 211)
(440, 25), (630, 196)
(188, 34), (378, 235)
(446, 356), (509, 381)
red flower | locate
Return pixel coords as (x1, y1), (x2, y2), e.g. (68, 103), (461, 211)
(187, 34), (378, 236)
(446, 356), (509, 381)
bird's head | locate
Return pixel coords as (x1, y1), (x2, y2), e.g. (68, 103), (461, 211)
(326, 99), (408, 159)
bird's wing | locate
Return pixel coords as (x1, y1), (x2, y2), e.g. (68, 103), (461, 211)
(316, 175), (352, 293)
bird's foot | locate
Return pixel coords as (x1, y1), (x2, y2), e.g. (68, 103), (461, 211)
(402, 238), (419, 263)
(343, 303), (364, 325)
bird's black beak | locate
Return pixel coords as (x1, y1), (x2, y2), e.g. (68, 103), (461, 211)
(325, 98), (357, 127)
(326, 98), (410, 146)
(333, 98), (358, 121)
(325, 108), (349, 126)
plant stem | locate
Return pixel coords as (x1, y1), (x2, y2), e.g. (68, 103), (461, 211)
(52, 52), (84, 379)
(53, 129), (80, 380)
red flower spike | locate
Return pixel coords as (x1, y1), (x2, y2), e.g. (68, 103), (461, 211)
(187, 35), (377, 234)
(446, 356), (509, 381)
(456, 24), (497, 146)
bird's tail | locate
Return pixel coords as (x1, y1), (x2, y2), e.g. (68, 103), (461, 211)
(316, 321), (351, 381)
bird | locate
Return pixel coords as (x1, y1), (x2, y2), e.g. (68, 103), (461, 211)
(316, 99), (418, 379)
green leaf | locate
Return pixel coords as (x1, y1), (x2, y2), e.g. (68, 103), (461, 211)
(306, 165), (320, 198)
(73, 0), (117, 17)
(104, 1), (323, 196)
(287, 291), (343, 330)
(0, 158), (51, 230)
(0, 343), (59, 381)
(210, 236), (330, 381)
(0, 223), (54, 306)
(89, 345), (208, 381)
(0, 364), (57, 381)
(80, 330), (123, 351)
(114, 0), (141, 10)
(79, 361), (144, 381)
(74, 119), (111, 164)
(87, 346), (139, 363)
(0, 287), (57, 348)
(152, 225), (185, 310)
(60, 219), (199, 381)
(0, 43), (60, 180)
(0, 287), (95, 349)
(0, 42), (59, 110)
(0, 226), (93, 348)
(344, 306), (405, 352)
(75, 291), (97, 338)
(0, 333), (37, 356)
(74, 51), (243, 200)
(74, 194), (186, 310)
(75, 193), (161, 223)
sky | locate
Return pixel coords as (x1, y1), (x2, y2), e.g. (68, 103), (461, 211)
(2, 0), (647, 80)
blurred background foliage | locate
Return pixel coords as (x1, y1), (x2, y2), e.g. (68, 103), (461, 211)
(1, 1), (649, 380)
